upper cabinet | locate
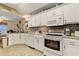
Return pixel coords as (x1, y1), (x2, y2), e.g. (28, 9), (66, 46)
(28, 5), (64, 27)
(40, 12), (47, 26)
(64, 4), (79, 24)
(47, 15), (64, 26)
(28, 12), (47, 27)
(28, 16), (36, 27)
(28, 4), (79, 27)
(46, 6), (64, 26)
(46, 6), (64, 17)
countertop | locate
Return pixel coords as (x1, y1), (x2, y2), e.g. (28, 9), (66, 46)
(6, 33), (79, 39)
(63, 36), (79, 39)
(0, 37), (7, 39)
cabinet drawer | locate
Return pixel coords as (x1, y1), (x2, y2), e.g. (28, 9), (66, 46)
(64, 39), (79, 47)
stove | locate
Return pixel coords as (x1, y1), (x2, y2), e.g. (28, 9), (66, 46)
(44, 33), (64, 56)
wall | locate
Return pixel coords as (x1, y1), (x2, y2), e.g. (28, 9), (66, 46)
(48, 26), (64, 33)
(7, 20), (18, 32)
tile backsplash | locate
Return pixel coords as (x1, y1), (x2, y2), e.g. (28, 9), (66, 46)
(48, 26), (64, 33)
(28, 23), (79, 35)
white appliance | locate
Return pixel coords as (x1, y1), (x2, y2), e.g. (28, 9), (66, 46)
(63, 38), (79, 56)
(47, 15), (64, 26)
(44, 33), (64, 56)
(75, 31), (79, 37)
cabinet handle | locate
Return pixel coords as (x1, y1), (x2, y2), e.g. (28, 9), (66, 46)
(64, 45), (65, 49)
(59, 17), (62, 19)
(69, 42), (75, 46)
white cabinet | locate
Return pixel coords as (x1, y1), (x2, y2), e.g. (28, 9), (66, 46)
(47, 6), (64, 26)
(34, 36), (39, 49)
(54, 6), (64, 16)
(14, 34), (20, 44)
(28, 16), (36, 27)
(46, 6), (64, 17)
(26, 34), (34, 48)
(28, 5), (64, 27)
(8, 34), (17, 45)
(31, 17), (36, 27)
(8, 34), (44, 52)
(24, 34), (29, 45)
(28, 18), (32, 27)
(28, 12), (47, 27)
(38, 36), (44, 51)
(8, 34), (29, 46)
(47, 15), (64, 26)
(63, 38), (79, 56)
(35, 15), (41, 26)
(56, 15), (64, 25)
(34, 35), (44, 52)
(20, 34), (27, 44)
(2, 38), (8, 48)
(64, 4), (79, 24)
(40, 12), (47, 26)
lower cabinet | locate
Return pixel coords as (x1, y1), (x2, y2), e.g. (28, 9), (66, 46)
(38, 36), (44, 52)
(63, 38), (79, 56)
(26, 34), (34, 48)
(8, 33), (28, 46)
(34, 35), (44, 52)
(8, 34), (16, 46)
(8, 34), (44, 52)
(33, 35), (39, 49)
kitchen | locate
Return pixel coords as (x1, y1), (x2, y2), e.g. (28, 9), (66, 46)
(0, 3), (79, 56)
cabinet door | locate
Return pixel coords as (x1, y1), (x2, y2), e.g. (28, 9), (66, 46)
(30, 35), (34, 47)
(33, 36), (39, 49)
(25, 35), (30, 46)
(63, 39), (79, 56)
(54, 6), (64, 16)
(40, 12), (47, 26)
(35, 15), (40, 26)
(28, 18), (32, 27)
(46, 9), (55, 18)
(24, 34), (29, 45)
(14, 34), (19, 44)
(28, 16), (36, 27)
(47, 17), (57, 26)
(64, 4), (79, 24)
(31, 17), (36, 27)
(38, 36), (44, 52)
(63, 45), (79, 56)
(20, 34), (26, 44)
(8, 34), (14, 46)
(56, 15), (64, 25)
(27, 35), (34, 47)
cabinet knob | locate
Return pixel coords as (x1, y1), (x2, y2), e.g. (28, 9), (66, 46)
(69, 42), (75, 46)
(64, 45), (65, 49)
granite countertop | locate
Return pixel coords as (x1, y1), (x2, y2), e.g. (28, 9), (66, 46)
(0, 37), (7, 39)
(63, 36), (79, 39)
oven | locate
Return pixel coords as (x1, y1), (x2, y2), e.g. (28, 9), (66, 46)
(45, 39), (60, 51)
(44, 33), (63, 56)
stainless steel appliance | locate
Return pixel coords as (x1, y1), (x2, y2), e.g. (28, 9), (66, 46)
(44, 33), (64, 56)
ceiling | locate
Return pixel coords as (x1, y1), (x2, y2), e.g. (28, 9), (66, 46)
(3, 3), (49, 15)
(0, 9), (22, 21)
(0, 3), (63, 21)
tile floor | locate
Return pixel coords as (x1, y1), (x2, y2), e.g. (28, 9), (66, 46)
(0, 44), (44, 56)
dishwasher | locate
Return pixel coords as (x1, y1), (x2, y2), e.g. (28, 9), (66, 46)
(63, 38), (79, 56)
